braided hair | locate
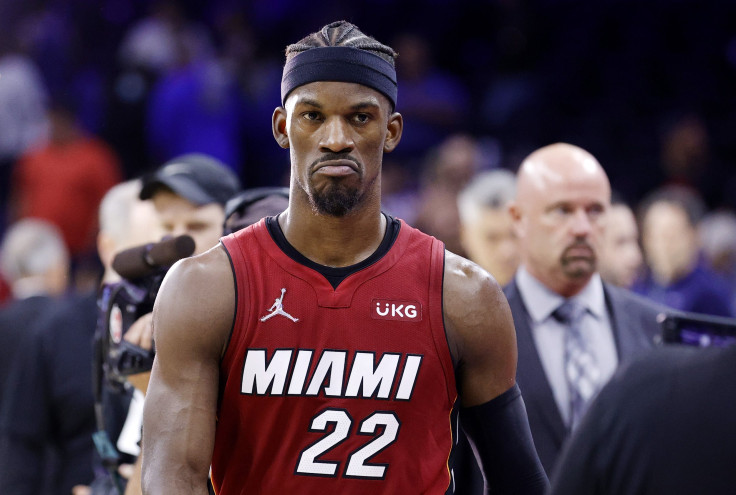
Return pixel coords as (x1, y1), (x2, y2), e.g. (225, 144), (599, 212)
(285, 20), (397, 67)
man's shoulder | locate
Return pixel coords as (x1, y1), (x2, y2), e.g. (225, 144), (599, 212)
(604, 282), (666, 315)
(154, 245), (235, 356)
(164, 244), (233, 293)
(605, 345), (705, 404)
(30, 291), (97, 343)
(443, 251), (498, 293)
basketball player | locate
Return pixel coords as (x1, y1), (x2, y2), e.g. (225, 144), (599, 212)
(142, 21), (548, 494)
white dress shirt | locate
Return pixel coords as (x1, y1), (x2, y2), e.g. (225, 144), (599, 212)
(515, 266), (618, 425)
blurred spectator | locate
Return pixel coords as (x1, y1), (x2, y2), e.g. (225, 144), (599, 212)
(698, 210), (736, 281)
(634, 185), (734, 317)
(390, 33), (470, 171)
(413, 134), (484, 256)
(223, 187), (289, 235)
(598, 197), (643, 289)
(10, 102), (122, 282)
(659, 115), (711, 192)
(380, 158), (420, 224)
(146, 57), (243, 174)
(86, 179), (162, 495)
(140, 153), (241, 255)
(0, 35), (49, 236)
(0, 219), (69, 302)
(100, 156), (242, 494)
(118, 1), (213, 77)
(0, 238), (96, 494)
(0, 218), (69, 395)
(138, 3), (244, 175)
(457, 169), (519, 286)
(698, 210), (736, 310)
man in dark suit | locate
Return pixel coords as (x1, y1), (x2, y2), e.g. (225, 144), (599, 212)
(550, 342), (736, 494)
(506, 142), (663, 476)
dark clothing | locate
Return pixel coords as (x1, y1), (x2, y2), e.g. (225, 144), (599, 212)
(0, 296), (53, 394)
(0, 291), (98, 494)
(550, 344), (736, 494)
(505, 280), (662, 476)
(633, 261), (735, 317)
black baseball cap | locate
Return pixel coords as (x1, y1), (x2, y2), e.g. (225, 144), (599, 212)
(140, 153), (241, 206)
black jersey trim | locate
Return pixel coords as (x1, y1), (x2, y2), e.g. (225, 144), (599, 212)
(220, 241), (238, 363)
(265, 214), (401, 290)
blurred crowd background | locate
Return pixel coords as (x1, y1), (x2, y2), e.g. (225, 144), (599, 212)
(1, 0), (736, 297)
(2, 2), (736, 492)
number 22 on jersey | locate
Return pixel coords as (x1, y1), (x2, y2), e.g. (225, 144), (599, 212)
(296, 408), (400, 480)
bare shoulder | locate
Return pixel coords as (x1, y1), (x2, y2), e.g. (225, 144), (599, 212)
(443, 251), (517, 405)
(153, 243), (235, 359)
(443, 251), (511, 335)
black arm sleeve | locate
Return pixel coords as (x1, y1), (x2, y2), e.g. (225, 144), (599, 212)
(460, 384), (549, 494)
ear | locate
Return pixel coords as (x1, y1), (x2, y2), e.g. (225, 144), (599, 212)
(97, 232), (116, 272)
(508, 202), (525, 238)
(383, 112), (403, 153)
(272, 106), (290, 149)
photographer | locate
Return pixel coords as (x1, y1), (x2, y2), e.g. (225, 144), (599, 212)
(115, 185), (288, 494)
(93, 154), (240, 495)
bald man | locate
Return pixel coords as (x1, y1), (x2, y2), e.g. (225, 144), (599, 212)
(505, 143), (662, 476)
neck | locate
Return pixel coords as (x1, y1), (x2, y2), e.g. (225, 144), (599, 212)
(279, 199), (386, 268)
(524, 264), (592, 298)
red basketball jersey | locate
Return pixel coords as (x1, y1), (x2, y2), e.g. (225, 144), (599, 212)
(213, 218), (457, 494)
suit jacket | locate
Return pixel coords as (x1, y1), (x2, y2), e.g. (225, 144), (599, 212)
(505, 279), (663, 476)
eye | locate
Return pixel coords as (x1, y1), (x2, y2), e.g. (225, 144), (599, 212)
(552, 204), (574, 215)
(186, 222), (210, 232)
(587, 204), (605, 219)
(353, 113), (371, 124)
(302, 111), (321, 121)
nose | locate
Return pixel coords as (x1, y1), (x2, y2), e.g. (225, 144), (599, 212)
(168, 223), (187, 238)
(319, 117), (354, 154)
(570, 209), (593, 237)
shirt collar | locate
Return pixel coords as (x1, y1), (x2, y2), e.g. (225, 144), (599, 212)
(516, 266), (606, 323)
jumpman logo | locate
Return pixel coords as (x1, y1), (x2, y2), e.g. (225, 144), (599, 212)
(260, 288), (299, 323)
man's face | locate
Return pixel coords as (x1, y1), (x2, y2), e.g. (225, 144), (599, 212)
(276, 81), (401, 216)
(599, 204), (643, 288)
(642, 201), (698, 284)
(460, 207), (519, 286)
(152, 191), (225, 255)
(513, 167), (609, 293)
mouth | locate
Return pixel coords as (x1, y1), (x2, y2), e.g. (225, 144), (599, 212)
(313, 159), (360, 177)
(565, 246), (594, 258)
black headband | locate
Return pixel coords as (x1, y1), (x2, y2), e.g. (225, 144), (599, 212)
(281, 46), (397, 109)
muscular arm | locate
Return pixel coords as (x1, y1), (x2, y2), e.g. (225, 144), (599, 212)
(141, 245), (234, 494)
(444, 252), (548, 493)
(443, 251), (517, 406)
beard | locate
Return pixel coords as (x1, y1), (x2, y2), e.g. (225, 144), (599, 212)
(560, 240), (597, 279)
(306, 152), (371, 217)
(311, 179), (362, 217)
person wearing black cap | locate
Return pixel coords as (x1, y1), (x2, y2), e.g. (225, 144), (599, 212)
(142, 21), (547, 494)
(139, 153), (241, 256)
(122, 152), (241, 399)
(89, 154), (240, 495)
